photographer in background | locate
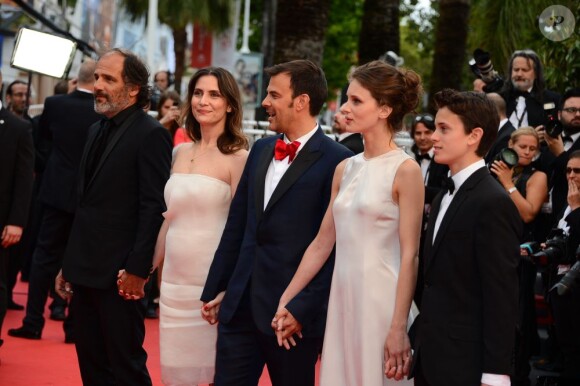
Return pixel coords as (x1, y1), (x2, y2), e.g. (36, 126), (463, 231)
(544, 89), (580, 218)
(500, 49), (560, 130)
(542, 150), (580, 384)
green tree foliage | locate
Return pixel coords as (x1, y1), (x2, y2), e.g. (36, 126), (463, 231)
(400, 0), (437, 107)
(468, 0), (546, 75)
(539, 1), (579, 93)
(323, 0), (364, 94)
(120, 0), (234, 92)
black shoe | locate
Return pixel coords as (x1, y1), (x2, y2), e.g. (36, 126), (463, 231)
(7, 301), (24, 310)
(145, 307), (158, 319)
(7, 326), (41, 340)
(49, 306), (66, 321)
(64, 335), (75, 344)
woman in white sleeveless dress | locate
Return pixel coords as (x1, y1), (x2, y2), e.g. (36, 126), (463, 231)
(152, 67), (248, 386)
(273, 61), (424, 386)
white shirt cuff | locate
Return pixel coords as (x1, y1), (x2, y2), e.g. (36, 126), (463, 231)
(481, 373), (510, 386)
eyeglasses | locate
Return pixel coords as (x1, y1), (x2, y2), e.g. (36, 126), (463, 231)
(562, 107), (580, 114)
(566, 167), (580, 175)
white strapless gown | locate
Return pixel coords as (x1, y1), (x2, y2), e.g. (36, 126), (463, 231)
(159, 173), (231, 385)
(320, 150), (419, 386)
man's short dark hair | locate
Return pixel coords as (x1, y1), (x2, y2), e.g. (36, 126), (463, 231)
(265, 60), (327, 116)
(560, 88), (580, 110)
(7, 80), (27, 96)
(106, 48), (151, 109)
(434, 89), (499, 157)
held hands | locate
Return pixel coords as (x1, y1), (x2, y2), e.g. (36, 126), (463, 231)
(201, 291), (225, 325)
(116, 269), (147, 300)
(384, 327), (412, 381)
(55, 269), (73, 300)
(1, 225), (23, 248)
(489, 160), (514, 189)
(272, 307), (303, 350)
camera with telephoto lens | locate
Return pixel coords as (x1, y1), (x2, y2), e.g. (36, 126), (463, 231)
(543, 102), (564, 138)
(489, 147), (519, 173)
(531, 228), (568, 267)
(469, 48), (504, 93)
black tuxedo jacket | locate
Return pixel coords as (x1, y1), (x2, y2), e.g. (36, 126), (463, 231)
(413, 167), (522, 385)
(62, 106), (171, 289)
(201, 129), (352, 336)
(485, 120), (516, 165)
(0, 107), (34, 228)
(502, 88), (560, 128)
(338, 133), (364, 154)
(38, 90), (103, 213)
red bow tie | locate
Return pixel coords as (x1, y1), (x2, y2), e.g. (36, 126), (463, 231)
(274, 139), (300, 162)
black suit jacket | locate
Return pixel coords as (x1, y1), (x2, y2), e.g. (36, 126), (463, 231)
(423, 160), (449, 205)
(0, 107), (34, 229)
(62, 106), (172, 289)
(502, 88), (560, 128)
(338, 133), (364, 154)
(413, 167), (522, 385)
(201, 129), (352, 336)
(37, 90), (103, 213)
(485, 120), (516, 165)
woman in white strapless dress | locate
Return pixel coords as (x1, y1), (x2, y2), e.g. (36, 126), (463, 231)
(274, 61), (424, 386)
(152, 67), (248, 386)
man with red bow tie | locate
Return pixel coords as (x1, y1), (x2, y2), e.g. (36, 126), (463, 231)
(201, 60), (352, 386)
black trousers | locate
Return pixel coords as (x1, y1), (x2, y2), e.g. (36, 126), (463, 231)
(23, 205), (74, 334)
(71, 285), (151, 386)
(214, 296), (321, 386)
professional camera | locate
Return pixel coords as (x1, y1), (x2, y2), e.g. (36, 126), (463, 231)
(543, 102), (564, 138)
(469, 48), (504, 93)
(531, 228), (568, 267)
(490, 147), (519, 169)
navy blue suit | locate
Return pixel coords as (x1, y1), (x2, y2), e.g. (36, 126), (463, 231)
(202, 128), (352, 385)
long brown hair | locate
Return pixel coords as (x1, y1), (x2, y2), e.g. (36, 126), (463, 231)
(184, 67), (248, 154)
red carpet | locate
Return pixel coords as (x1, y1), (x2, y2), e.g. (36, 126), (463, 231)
(2, 278), (319, 385)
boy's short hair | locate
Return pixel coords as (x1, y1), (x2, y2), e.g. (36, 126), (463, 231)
(434, 89), (499, 157)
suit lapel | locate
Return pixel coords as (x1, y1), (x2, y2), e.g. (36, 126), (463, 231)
(264, 129), (324, 213)
(254, 137), (278, 222)
(85, 110), (141, 191)
(78, 122), (101, 197)
(426, 168), (488, 271)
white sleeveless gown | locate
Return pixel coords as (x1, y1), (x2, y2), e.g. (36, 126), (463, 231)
(321, 150), (419, 386)
(159, 173), (231, 385)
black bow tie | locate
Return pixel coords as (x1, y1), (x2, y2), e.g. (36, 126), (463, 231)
(442, 176), (455, 194)
(515, 90), (531, 99)
(417, 153), (431, 161)
(563, 135), (573, 143)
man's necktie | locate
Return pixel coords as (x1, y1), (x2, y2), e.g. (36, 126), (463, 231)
(274, 139), (300, 163)
(417, 153), (431, 161)
(443, 176), (455, 194)
(562, 135), (573, 144)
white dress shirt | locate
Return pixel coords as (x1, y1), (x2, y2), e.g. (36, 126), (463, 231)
(264, 125), (318, 209)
